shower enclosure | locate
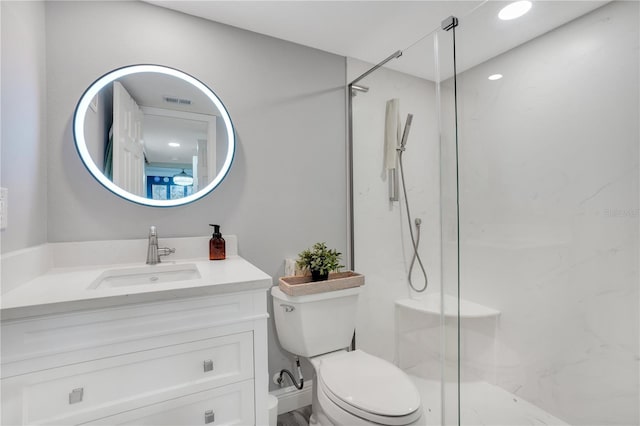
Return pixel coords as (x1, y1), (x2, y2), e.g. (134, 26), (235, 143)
(348, 2), (639, 425)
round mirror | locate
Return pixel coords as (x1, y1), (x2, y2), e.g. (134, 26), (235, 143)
(73, 65), (235, 207)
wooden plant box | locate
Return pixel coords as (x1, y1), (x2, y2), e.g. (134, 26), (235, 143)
(278, 271), (365, 296)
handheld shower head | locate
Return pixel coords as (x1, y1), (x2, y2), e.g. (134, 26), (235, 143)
(400, 114), (413, 149)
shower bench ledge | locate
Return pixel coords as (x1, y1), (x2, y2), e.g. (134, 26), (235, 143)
(395, 293), (500, 319)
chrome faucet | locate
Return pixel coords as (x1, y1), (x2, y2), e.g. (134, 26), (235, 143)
(146, 226), (176, 265)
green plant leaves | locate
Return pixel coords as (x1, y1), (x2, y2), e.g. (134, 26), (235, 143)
(296, 242), (344, 276)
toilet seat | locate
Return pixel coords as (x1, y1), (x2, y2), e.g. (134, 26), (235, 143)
(316, 350), (423, 425)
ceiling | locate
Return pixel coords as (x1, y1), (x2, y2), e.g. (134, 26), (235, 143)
(146, 1), (608, 81)
(118, 72), (217, 165)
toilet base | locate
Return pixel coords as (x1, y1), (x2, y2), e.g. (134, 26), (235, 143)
(309, 410), (335, 426)
(309, 372), (336, 426)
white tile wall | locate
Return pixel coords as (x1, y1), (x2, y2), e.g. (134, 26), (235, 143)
(452, 2), (639, 424)
(349, 57), (442, 363)
(352, 2), (639, 425)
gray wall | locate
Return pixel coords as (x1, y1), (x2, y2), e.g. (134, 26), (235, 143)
(8, 0), (347, 390)
(0, 1), (48, 253)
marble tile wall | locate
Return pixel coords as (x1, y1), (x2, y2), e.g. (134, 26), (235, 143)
(348, 57), (442, 364)
(352, 2), (638, 425)
(452, 2), (639, 424)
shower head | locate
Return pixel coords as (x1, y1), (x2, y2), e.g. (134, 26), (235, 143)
(400, 114), (413, 149)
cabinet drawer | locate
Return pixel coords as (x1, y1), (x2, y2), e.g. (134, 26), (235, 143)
(87, 380), (254, 426)
(2, 292), (256, 375)
(3, 333), (253, 425)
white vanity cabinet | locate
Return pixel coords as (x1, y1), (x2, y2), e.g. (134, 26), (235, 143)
(1, 283), (271, 425)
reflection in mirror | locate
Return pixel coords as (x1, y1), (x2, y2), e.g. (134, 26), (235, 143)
(74, 65), (235, 207)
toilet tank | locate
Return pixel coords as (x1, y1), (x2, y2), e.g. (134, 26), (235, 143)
(271, 286), (361, 357)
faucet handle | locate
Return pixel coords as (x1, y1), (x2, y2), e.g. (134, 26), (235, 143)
(158, 247), (176, 258)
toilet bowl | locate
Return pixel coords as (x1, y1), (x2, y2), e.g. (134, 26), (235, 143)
(271, 286), (425, 426)
(311, 350), (424, 425)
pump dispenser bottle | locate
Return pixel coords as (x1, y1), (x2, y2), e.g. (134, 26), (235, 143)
(209, 224), (226, 260)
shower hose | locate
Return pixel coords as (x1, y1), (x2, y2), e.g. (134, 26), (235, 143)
(398, 149), (428, 293)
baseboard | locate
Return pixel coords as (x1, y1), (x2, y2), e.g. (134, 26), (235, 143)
(270, 379), (313, 414)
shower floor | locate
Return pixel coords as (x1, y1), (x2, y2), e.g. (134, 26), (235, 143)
(410, 375), (569, 425)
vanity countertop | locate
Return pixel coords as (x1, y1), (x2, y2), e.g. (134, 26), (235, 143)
(1, 256), (272, 321)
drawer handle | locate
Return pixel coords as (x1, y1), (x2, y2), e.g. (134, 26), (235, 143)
(204, 410), (215, 424)
(69, 387), (84, 404)
(203, 359), (214, 372)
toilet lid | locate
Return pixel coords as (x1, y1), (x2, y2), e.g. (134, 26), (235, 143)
(318, 350), (422, 423)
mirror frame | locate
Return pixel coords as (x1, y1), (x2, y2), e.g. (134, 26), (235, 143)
(73, 64), (236, 207)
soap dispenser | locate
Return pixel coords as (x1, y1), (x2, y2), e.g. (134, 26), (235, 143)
(209, 224), (226, 260)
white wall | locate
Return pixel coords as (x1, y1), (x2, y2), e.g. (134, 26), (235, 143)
(0, 1), (48, 254)
(349, 57), (442, 364)
(453, 2), (639, 424)
(5, 0), (347, 390)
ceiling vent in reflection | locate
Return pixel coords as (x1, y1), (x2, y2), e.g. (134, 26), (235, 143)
(163, 96), (192, 106)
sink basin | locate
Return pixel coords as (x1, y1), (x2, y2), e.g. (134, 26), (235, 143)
(89, 263), (201, 289)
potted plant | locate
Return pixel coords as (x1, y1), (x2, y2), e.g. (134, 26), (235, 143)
(296, 242), (344, 282)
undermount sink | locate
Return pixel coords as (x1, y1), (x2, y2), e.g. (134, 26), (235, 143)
(89, 263), (201, 289)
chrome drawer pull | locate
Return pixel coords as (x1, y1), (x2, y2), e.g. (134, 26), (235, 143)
(203, 359), (213, 372)
(204, 410), (215, 424)
(69, 387), (83, 404)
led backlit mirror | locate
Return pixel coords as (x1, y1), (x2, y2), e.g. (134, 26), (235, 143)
(73, 65), (235, 207)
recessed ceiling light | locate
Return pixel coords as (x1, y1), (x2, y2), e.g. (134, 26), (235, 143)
(168, 142), (180, 147)
(499, 1), (532, 20)
(488, 74), (503, 80)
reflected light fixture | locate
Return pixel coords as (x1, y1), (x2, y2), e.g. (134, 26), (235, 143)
(173, 169), (193, 186)
(168, 142), (181, 147)
(499, 1), (532, 20)
(488, 74), (503, 80)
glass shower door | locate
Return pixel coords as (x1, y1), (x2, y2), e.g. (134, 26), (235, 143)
(452, 2), (639, 425)
(348, 17), (461, 426)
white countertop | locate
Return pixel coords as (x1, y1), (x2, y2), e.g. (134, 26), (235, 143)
(1, 256), (272, 320)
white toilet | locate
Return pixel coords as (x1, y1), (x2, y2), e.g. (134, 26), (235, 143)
(271, 286), (425, 426)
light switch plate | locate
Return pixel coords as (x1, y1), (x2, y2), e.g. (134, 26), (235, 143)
(0, 187), (7, 230)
